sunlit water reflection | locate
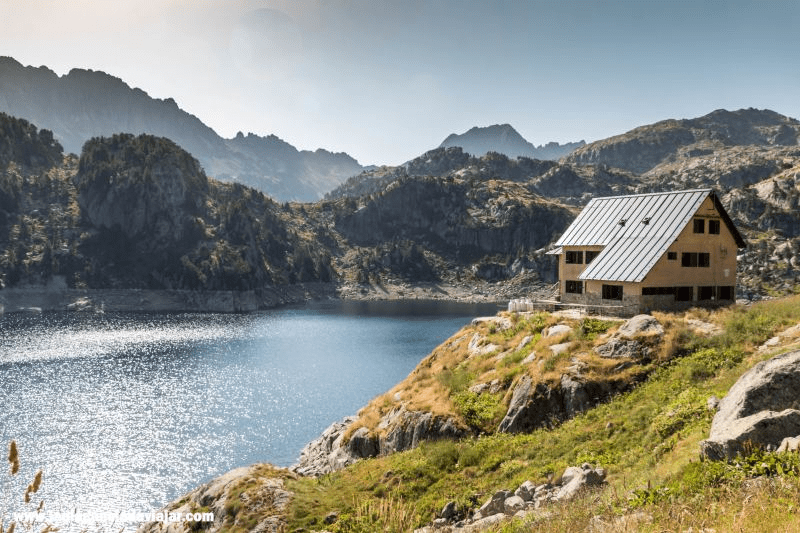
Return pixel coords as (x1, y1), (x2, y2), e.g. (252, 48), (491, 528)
(0, 300), (499, 529)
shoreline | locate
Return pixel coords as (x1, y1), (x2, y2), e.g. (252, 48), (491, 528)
(0, 280), (540, 314)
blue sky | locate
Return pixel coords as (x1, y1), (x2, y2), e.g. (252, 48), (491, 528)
(2, 0), (799, 165)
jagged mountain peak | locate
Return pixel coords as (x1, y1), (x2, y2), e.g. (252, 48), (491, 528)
(440, 123), (583, 161)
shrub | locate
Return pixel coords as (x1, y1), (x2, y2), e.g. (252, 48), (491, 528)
(452, 391), (504, 431)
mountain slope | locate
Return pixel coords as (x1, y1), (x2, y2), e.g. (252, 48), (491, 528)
(440, 123), (584, 160)
(0, 56), (362, 201)
(565, 108), (800, 174)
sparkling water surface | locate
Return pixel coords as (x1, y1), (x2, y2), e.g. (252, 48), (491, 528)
(0, 299), (499, 528)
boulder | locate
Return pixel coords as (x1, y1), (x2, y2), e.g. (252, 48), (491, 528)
(549, 341), (574, 356)
(700, 349), (800, 460)
(478, 490), (512, 517)
(594, 338), (651, 359)
(617, 314), (664, 338)
(471, 316), (513, 331)
(555, 464), (606, 501)
(545, 324), (572, 338)
(503, 495), (526, 514)
(514, 480), (537, 502)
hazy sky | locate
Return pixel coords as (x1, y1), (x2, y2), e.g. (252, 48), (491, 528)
(2, 0), (799, 165)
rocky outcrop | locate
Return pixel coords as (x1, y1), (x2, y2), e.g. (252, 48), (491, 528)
(497, 373), (632, 433)
(594, 314), (663, 360)
(136, 464), (295, 533)
(700, 349), (800, 460)
(293, 408), (470, 477)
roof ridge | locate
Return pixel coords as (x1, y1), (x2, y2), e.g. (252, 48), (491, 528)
(588, 188), (712, 202)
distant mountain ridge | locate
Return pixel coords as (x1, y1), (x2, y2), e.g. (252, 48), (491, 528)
(439, 123), (584, 160)
(564, 108), (800, 173)
(0, 56), (363, 201)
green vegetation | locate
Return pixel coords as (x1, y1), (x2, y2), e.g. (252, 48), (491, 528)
(282, 295), (800, 532)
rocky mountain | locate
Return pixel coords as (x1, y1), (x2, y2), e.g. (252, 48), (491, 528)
(0, 56), (362, 201)
(0, 113), (576, 302)
(440, 123), (584, 160)
(3, 106), (800, 302)
(0, 114), (337, 294)
(565, 108), (800, 174)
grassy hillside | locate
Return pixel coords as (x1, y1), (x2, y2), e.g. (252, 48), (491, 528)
(281, 296), (800, 532)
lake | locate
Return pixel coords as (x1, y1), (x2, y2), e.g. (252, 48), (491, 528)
(0, 299), (500, 529)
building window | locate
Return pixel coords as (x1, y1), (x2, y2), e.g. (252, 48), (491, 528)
(667, 252), (677, 260)
(602, 284), (623, 300)
(718, 286), (734, 300)
(565, 251), (583, 264)
(694, 218), (705, 233)
(642, 287), (677, 296)
(681, 252), (710, 267)
(565, 280), (583, 294)
(585, 251), (599, 264)
(709, 220), (721, 234)
(676, 286), (693, 301)
(698, 286), (715, 300)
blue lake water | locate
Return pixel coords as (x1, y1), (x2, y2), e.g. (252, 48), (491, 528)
(0, 299), (499, 528)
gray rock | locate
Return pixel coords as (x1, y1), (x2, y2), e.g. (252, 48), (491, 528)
(514, 480), (537, 501)
(700, 409), (800, 461)
(556, 464), (606, 501)
(471, 316), (513, 331)
(777, 435), (800, 453)
(478, 490), (511, 517)
(516, 335), (534, 351)
(503, 495), (526, 515)
(468, 332), (499, 357)
(594, 338), (650, 359)
(441, 500), (458, 520)
(549, 341), (574, 355)
(545, 324), (572, 338)
(469, 383), (490, 394)
(700, 349), (800, 460)
(617, 314), (664, 338)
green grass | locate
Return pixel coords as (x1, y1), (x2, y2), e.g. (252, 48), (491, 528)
(280, 296), (800, 532)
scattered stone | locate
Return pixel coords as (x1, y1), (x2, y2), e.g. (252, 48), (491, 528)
(324, 511), (339, 525)
(522, 352), (537, 365)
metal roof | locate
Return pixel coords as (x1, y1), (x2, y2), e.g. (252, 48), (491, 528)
(554, 189), (738, 283)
